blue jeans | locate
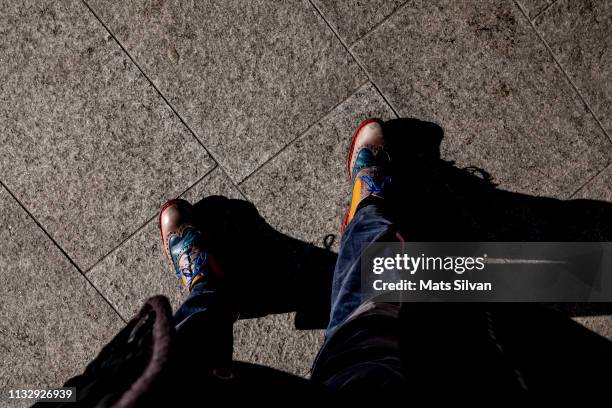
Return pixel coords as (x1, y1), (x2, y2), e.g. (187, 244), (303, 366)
(172, 200), (397, 366)
(326, 201), (396, 335)
(173, 277), (234, 370)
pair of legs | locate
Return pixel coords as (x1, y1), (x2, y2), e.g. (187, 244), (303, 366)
(160, 119), (394, 382)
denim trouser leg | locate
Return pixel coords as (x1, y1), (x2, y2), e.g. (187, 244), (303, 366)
(173, 278), (234, 369)
(326, 202), (396, 336)
(170, 200), (396, 367)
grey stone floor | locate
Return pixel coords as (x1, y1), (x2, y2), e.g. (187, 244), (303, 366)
(1, 0), (611, 391)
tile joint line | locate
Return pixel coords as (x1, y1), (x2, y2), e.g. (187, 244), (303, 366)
(347, 0), (411, 48)
(515, 0), (612, 146)
(568, 161), (612, 199)
(84, 164), (219, 276)
(513, 0), (612, 198)
(0, 179), (127, 324)
(307, 0), (401, 119)
(531, 0), (560, 23)
(80, 0), (246, 198)
(238, 79), (371, 186)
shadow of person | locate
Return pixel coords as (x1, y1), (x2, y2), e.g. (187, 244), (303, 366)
(383, 118), (612, 318)
(190, 117), (612, 330)
(383, 118), (611, 243)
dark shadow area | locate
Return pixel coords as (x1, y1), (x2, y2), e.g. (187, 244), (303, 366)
(192, 196), (337, 328)
(383, 118), (612, 319)
(191, 118), (612, 329)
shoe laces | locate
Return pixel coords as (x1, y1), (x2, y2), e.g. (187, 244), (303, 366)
(360, 174), (392, 196)
(175, 250), (208, 288)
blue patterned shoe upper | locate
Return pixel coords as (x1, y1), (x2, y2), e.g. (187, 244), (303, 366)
(351, 147), (391, 182)
(168, 226), (208, 288)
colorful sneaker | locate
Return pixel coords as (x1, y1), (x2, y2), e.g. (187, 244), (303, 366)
(341, 118), (391, 234)
(159, 199), (222, 290)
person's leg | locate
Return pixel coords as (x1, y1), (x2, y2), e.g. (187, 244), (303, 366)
(159, 199), (234, 376)
(172, 279), (234, 373)
(327, 198), (397, 334)
(311, 118), (409, 392)
(327, 118), (398, 335)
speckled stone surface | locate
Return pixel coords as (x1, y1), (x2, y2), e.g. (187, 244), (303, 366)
(86, 0), (366, 183)
(0, 0), (214, 271)
(0, 186), (123, 392)
(536, 0), (612, 137)
(312, 0), (407, 45)
(241, 83), (396, 249)
(518, 0), (552, 20)
(351, 0), (611, 198)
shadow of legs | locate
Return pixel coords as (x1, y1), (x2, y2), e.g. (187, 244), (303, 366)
(193, 196), (337, 328)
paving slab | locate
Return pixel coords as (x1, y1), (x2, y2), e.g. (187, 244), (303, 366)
(241, 83), (396, 249)
(0, 186), (123, 394)
(87, 168), (320, 376)
(312, 0), (407, 45)
(536, 0), (612, 138)
(518, 0), (552, 20)
(0, 0), (214, 271)
(351, 0), (611, 198)
(86, 0), (366, 183)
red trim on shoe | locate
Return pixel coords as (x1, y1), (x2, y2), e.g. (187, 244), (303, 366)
(342, 118), (383, 236)
(346, 118), (383, 180)
(340, 207), (350, 236)
(158, 198), (189, 255)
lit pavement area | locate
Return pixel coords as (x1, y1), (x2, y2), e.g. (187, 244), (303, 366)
(1, 0), (611, 390)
